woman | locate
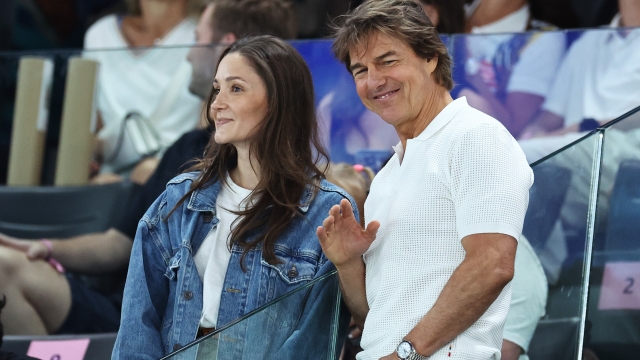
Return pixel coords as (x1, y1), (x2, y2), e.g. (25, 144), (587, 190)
(84, 0), (206, 179)
(113, 35), (355, 359)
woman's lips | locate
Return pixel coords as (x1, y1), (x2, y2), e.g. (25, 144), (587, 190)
(216, 117), (232, 125)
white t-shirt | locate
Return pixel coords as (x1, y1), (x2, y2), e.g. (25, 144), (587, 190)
(504, 235), (548, 360)
(542, 18), (640, 127)
(193, 175), (253, 328)
(83, 15), (201, 173)
(358, 97), (533, 360)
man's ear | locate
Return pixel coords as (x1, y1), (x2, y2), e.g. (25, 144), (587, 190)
(219, 33), (237, 45)
(426, 55), (439, 74)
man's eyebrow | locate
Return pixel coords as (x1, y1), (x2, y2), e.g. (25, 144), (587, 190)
(349, 51), (398, 72)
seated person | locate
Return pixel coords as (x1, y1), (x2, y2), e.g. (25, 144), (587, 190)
(85, 0), (203, 177)
(519, 0), (640, 147)
(0, 0), (297, 336)
(456, 0), (566, 137)
(414, 0), (465, 34)
(113, 35), (355, 358)
(0, 295), (38, 360)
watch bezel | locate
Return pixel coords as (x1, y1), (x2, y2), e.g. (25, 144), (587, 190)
(396, 339), (414, 359)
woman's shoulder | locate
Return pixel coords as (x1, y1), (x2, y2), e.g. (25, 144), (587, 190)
(317, 179), (352, 200)
(309, 179), (358, 215)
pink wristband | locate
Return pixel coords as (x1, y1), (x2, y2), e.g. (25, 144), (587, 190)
(41, 239), (65, 273)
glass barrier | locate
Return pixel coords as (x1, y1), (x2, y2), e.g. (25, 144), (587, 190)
(586, 106), (640, 359)
(522, 130), (601, 360)
(160, 270), (346, 360)
(3, 28), (640, 182)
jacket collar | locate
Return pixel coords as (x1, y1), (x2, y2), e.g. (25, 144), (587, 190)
(187, 178), (314, 213)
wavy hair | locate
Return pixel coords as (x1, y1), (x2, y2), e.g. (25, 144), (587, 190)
(171, 35), (328, 267)
(332, 0), (453, 90)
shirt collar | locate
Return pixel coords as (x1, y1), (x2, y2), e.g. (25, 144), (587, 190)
(471, 4), (529, 34)
(391, 97), (469, 160)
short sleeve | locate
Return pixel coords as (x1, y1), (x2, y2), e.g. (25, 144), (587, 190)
(507, 32), (566, 97)
(449, 123), (533, 240)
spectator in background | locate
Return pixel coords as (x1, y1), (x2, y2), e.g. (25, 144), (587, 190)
(519, 0), (640, 150)
(85, 0), (206, 179)
(456, 0), (566, 137)
(415, 0), (466, 33)
(516, 0), (640, 286)
(0, 295), (38, 360)
(0, 0), (297, 336)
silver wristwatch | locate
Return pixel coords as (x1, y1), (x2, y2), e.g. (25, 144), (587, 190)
(396, 340), (429, 360)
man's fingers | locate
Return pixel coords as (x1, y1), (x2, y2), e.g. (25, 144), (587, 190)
(328, 204), (341, 220)
(322, 215), (335, 232)
(340, 198), (356, 220)
(316, 226), (328, 244)
(364, 220), (380, 241)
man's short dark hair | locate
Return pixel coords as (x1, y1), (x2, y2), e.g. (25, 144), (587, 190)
(332, 0), (453, 90)
(212, 0), (297, 41)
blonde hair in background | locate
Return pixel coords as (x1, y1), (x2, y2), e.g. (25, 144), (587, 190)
(325, 162), (374, 226)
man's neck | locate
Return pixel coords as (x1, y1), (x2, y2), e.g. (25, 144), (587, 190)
(465, 0), (528, 32)
(396, 88), (453, 150)
(619, 0), (640, 27)
(230, 145), (261, 190)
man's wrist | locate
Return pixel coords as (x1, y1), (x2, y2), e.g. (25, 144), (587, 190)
(396, 339), (430, 360)
(334, 257), (365, 273)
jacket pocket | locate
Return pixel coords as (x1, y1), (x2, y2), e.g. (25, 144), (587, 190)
(260, 246), (319, 285)
(164, 252), (181, 280)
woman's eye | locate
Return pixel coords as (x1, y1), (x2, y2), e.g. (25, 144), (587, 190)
(384, 60), (396, 66)
(212, 88), (220, 95)
(231, 85), (242, 92)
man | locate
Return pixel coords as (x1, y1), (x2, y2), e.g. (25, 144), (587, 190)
(317, 1), (532, 359)
(0, 0), (296, 335)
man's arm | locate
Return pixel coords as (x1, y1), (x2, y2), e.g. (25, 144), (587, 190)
(520, 110), (564, 139)
(317, 199), (379, 329)
(394, 233), (517, 357)
(0, 229), (132, 274)
(502, 340), (524, 360)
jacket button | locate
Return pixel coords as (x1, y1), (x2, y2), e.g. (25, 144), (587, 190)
(203, 213), (214, 223)
(173, 344), (182, 351)
(183, 290), (194, 300)
(287, 265), (298, 279)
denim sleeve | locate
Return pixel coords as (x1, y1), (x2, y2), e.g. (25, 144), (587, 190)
(112, 199), (169, 360)
(268, 260), (351, 360)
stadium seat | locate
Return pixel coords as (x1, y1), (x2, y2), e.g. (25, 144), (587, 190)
(528, 317), (580, 360)
(0, 182), (134, 239)
(522, 164), (572, 250)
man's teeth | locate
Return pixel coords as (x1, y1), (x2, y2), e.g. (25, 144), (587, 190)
(378, 91), (395, 99)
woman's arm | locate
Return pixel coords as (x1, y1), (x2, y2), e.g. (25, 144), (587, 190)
(112, 218), (169, 359)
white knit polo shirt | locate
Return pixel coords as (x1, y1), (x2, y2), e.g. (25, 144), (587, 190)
(358, 97), (533, 360)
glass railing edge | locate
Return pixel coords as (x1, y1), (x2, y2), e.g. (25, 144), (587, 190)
(159, 269), (339, 360)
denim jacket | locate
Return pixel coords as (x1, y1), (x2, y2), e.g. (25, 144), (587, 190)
(112, 172), (356, 359)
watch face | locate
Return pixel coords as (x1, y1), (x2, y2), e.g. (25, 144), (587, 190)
(397, 341), (412, 358)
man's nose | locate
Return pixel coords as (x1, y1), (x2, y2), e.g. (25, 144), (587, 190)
(367, 67), (385, 90)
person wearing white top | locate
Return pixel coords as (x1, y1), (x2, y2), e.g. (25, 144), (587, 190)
(318, 1), (533, 360)
(519, 1), (640, 151)
(83, 0), (204, 176)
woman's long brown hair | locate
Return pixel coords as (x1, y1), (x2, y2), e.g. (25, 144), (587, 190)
(170, 35), (328, 268)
